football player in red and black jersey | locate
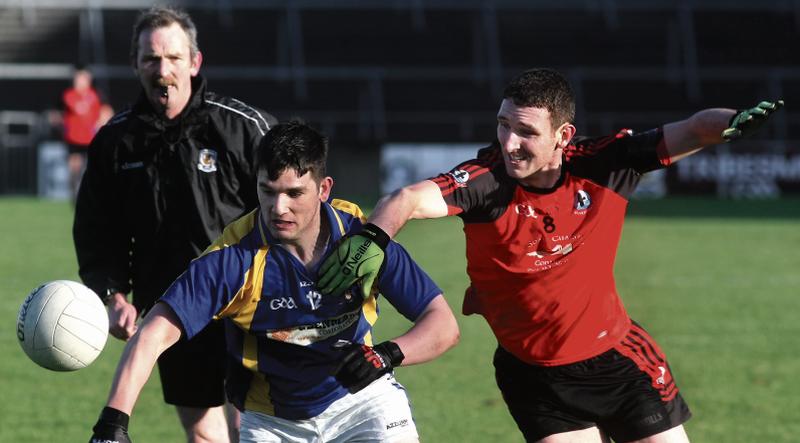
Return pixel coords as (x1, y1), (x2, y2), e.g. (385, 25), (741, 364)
(318, 68), (783, 443)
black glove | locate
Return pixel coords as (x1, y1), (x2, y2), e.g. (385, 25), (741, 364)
(721, 100), (784, 141)
(89, 407), (131, 443)
(331, 341), (405, 393)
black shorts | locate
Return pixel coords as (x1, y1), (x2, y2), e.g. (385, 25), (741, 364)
(67, 143), (89, 156)
(157, 320), (227, 408)
(494, 322), (691, 442)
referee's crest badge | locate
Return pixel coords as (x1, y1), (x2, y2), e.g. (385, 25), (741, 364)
(575, 189), (591, 211)
(197, 148), (218, 173)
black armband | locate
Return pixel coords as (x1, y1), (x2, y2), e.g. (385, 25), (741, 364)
(357, 223), (391, 250)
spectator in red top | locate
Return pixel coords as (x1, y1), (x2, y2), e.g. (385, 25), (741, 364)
(62, 66), (103, 201)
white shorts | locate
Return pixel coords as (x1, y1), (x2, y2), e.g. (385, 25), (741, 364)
(240, 374), (419, 443)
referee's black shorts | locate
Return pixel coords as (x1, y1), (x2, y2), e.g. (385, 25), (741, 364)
(157, 320), (228, 408)
(494, 322), (691, 442)
(67, 143), (88, 155)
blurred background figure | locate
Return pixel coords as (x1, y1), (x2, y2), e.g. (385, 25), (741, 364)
(60, 66), (108, 202)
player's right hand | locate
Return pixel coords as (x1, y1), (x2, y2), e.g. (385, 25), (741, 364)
(722, 100), (784, 141)
(108, 293), (138, 341)
(89, 406), (131, 443)
(317, 223), (389, 299)
(331, 340), (405, 393)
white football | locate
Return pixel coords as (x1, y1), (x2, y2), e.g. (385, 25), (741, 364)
(17, 280), (109, 371)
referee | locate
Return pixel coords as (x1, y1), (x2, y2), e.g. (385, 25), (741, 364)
(74, 6), (276, 442)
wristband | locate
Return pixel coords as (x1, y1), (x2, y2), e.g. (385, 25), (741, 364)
(728, 109), (744, 127)
(375, 341), (405, 366)
(357, 223), (390, 250)
(98, 406), (130, 429)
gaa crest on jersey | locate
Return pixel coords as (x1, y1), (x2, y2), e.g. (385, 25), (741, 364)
(575, 189), (591, 211)
(450, 169), (470, 186)
(197, 148), (218, 173)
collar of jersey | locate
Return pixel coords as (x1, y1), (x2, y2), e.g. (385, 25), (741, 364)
(518, 163), (568, 195)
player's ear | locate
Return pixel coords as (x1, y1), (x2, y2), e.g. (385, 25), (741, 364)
(190, 51), (203, 76)
(318, 176), (333, 201)
(556, 122), (577, 149)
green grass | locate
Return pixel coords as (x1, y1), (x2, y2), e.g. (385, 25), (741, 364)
(1, 196), (798, 442)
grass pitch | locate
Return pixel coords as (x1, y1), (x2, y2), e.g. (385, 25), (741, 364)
(0, 197), (798, 442)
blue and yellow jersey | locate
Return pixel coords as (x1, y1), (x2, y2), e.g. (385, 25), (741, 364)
(159, 199), (442, 420)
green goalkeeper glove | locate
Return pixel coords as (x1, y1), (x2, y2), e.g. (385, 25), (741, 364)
(721, 100), (784, 141)
(318, 223), (390, 299)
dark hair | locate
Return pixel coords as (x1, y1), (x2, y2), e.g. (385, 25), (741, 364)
(130, 6), (199, 66)
(503, 68), (576, 127)
(257, 121), (328, 182)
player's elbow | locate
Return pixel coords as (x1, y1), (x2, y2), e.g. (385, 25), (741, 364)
(385, 186), (419, 213)
(394, 182), (428, 208)
(442, 323), (460, 354)
(437, 304), (460, 354)
(449, 319), (461, 349)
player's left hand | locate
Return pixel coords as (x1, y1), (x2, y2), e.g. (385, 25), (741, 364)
(722, 100), (784, 141)
(317, 224), (390, 299)
(89, 406), (132, 443)
(331, 341), (405, 393)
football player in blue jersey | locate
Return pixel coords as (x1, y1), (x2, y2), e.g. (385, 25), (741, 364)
(88, 121), (460, 443)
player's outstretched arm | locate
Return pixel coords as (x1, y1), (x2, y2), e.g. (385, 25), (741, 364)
(89, 302), (182, 443)
(370, 179), (449, 238)
(387, 295), (459, 366)
(663, 100), (784, 163)
(317, 180), (447, 297)
(331, 295), (459, 393)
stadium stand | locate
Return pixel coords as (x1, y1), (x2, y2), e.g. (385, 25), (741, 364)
(0, 0), (797, 196)
(0, 8), (80, 64)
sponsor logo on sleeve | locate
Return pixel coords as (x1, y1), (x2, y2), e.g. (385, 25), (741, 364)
(656, 366), (666, 385)
(450, 169), (470, 186)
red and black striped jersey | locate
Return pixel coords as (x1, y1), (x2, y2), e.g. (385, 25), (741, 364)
(430, 128), (669, 366)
